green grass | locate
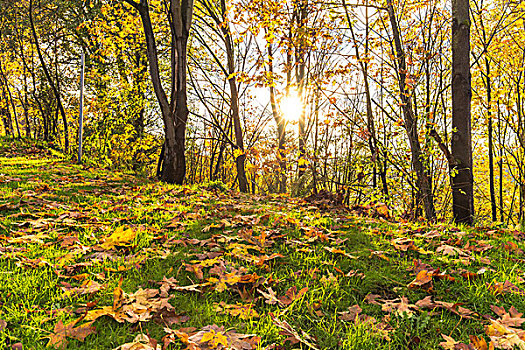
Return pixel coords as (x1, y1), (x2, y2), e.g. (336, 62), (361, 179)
(0, 138), (524, 349)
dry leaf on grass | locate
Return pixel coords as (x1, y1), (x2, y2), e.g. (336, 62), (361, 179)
(113, 334), (160, 350)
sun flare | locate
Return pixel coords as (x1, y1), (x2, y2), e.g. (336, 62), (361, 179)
(279, 91), (303, 122)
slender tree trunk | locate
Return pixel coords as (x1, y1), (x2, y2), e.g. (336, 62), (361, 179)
(498, 100), (504, 222)
(1, 82), (13, 136)
(343, 0), (379, 193)
(29, 0), (69, 151)
(267, 38), (287, 193)
(220, 0), (247, 193)
(485, 58), (497, 222)
(295, 0), (308, 178)
(0, 63), (21, 138)
(386, 0), (435, 220)
(451, 0), (474, 224)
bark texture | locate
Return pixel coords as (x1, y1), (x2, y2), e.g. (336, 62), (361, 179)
(451, 0), (474, 224)
(123, 0), (193, 184)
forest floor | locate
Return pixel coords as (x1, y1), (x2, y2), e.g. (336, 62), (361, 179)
(1, 138), (525, 350)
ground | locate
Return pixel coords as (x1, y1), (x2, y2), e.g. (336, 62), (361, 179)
(1, 138), (525, 350)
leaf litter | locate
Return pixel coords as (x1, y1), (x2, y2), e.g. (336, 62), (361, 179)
(2, 145), (525, 349)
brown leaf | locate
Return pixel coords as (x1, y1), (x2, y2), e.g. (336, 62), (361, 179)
(47, 320), (96, 349)
(364, 294), (382, 305)
(408, 270), (433, 292)
(270, 314), (319, 350)
(488, 280), (525, 296)
(113, 334), (160, 350)
(338, 304), (362, 322)
(416, 297), (476, 319)
(381, 297), (418, 315)
(168, 324), (259, 350)
(391, 238), (419, 252)
(11, 343), (23, 350)
(490, 305), (525, 327)
(279, 286), (308, 306)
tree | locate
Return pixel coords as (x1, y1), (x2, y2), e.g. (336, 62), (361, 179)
(122, 0), (194, 184)
(451, 0), (474, 224)
(386, 0), (436, 221)
(29, 0), (70, 151)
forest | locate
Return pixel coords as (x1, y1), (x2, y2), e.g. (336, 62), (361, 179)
(1, 0), (524, 225)
(2, 0), (525, 349)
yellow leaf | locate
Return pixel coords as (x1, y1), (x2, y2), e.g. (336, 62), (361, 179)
(200, 330), (215, 343)
(100, 226), (136, 250)
(226, 72), (237, 80)
(233, 148), (244, 159)
(213, 332), (228, 348)
(298, 157), (308, 166)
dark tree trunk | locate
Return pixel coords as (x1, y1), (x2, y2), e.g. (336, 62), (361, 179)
(485, 59), (496, 222)
(0, 75), (13, 136)
(123, 0), (193, 185)
(220, 0), (247, 193)
(451, 0), (474, 224)
(498, 100), (504, 222)
(0, 62), (20, 138)
(29, 0), (69, 151)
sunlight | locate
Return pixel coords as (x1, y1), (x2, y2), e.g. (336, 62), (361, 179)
(279, 90), (303, 123)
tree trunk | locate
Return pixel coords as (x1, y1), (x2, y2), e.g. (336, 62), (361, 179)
(386, 0), (435, 220)
(123, 0), (193, 184)
(0, 62), (21, 138)
(295, 0), (308, 178)
(451, 0), (474, 224)
(498, 100), (504, 222)
(29, 0), (69, 151)
(344, 0), (380, 193)
(1, 82), (13, 136)
(485, 58), (496, 222)
(221, 0), (247, 193)
(267, 38), (287, 193)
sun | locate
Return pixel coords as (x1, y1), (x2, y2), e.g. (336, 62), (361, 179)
(279, 90), (303, 122)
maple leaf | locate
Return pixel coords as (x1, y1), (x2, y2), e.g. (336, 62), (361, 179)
(391, 237), (419, 252)
(99, 226), (136, 250)
(416, 296), (476, 319)
(258, 288), (281, 306)
(381, 297), (418, 316)
(185, 264), (204, 280)
(214, 302), (259, 319)
(270, 314), (319, 350)
(407, 269), (433, 292)
(60, 280), (105, 297)
(439, 334), (458, 350)
(338, 304), (362, 322)
(113, 334), (160, 350)
(490, 305), (525, 327)
(436, 244), (468, 257)
(469, 335), (493, 350)
(170, 325), (259, 350)
(485, 319), (525, 349)
(323, 247), (358, 259)
(488, 281), (525, 296)
(47, 320), (96, 349)
(200, 329), (228, 348)
(278, 286), (308, 306)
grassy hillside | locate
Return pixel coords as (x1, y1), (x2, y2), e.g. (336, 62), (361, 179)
(1, 139), (524, 349)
